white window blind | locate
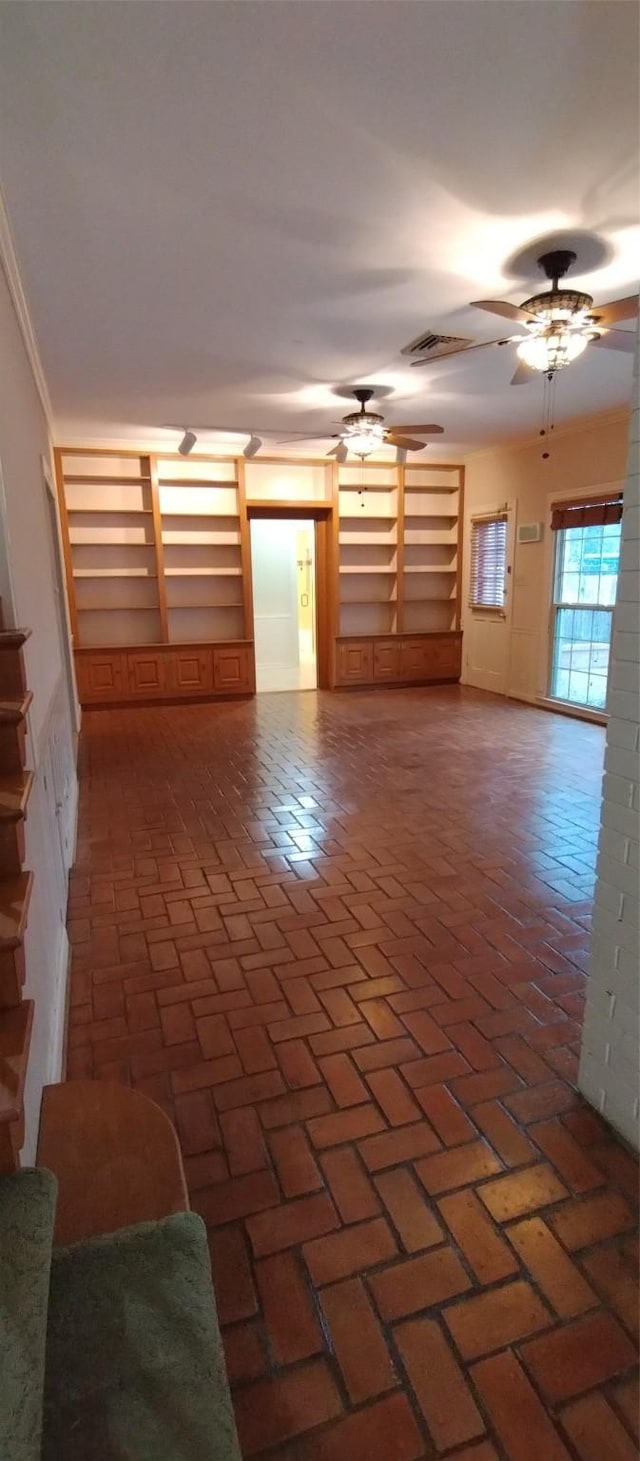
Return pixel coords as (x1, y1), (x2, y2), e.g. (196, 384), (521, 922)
(470, 515), (507, 609)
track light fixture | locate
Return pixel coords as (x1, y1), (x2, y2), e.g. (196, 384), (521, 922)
(178, 429), (197, 456)
(244, 435), (262, 459)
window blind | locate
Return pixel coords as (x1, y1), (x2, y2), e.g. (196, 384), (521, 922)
(470, 515), (507, 609)
(551, 493), (623, 531)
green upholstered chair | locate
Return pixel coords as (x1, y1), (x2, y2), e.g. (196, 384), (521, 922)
(0, 1171), (241, 1461)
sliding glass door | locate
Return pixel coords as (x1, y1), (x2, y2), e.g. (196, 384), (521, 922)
(550, 517), (622, 711)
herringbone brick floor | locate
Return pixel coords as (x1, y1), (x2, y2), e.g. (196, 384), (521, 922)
(66, 686), (639, 1460)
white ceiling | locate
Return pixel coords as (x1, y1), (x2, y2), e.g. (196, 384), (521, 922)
(0, 0), (638, 458)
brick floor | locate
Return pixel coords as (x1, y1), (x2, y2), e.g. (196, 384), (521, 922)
(66, 685), (639, 1459)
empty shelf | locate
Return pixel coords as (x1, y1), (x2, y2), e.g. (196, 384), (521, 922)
(164, 568), (241, 577)
(73, 570), (157, 579)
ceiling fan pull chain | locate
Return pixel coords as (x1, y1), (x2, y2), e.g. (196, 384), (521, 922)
(540, 371), (557, 459)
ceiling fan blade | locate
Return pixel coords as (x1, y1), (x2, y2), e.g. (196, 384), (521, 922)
(276, 433), (338, 444)
(510, 360), (535, 385)
(471, 299), (537, 323)
(411, 338), (513, 367)
(386, 423), (445, 435)
(589, 295), (639, 326)
(589, 329), (636, 354)
(327, 442), (348, 461)
(386, 434), (429, 451)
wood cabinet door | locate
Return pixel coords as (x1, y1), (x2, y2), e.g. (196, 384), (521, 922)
(429, 636), (462, 678)
(76, 652), (126, 702)
(336, 640), (373, 685)
(127, 651), (166, 697)
(373, 640), (400, 682)
(169, 649), (214, 694)
(400, 640), (430, 681)
(213, 645), (252, 693)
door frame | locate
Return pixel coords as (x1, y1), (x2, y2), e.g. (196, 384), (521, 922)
(246, 502), (335, 690)
(463, 498), (515, 695)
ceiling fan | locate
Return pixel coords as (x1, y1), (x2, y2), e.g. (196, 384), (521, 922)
(411, 250), (638, 384)
(278, 388), (444, 459)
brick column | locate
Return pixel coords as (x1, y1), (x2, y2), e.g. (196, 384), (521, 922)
(578, 335), (639, 1150)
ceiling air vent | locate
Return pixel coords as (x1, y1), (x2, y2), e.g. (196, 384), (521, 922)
(401, 330), (472, 359)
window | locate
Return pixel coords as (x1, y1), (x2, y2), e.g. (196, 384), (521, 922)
(550, 494), (623, 711)
(470, 515), (507, 609)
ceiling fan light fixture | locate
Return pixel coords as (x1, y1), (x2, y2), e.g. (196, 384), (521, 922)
(341, 410), (386, 459)
(341, 426), (385, 459)
(517, 328), (590, 374)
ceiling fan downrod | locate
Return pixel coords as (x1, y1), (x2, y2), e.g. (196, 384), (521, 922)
(538, 249), (577, 291)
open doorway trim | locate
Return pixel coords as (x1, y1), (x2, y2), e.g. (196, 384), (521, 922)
(245, 500), (335, 690)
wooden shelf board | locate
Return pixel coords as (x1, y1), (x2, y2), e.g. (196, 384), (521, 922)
(73, 570), (158, 579)
(78, 605), (160, 614)
(340, 567), (396, 575)
(340, 597), (398, 605)
(70, 541), (157, 548)
(164, 568), (241, 577)
(67, 507), (153, 516)
(159, 480), (238, 490)
(339, 534), (396, 543)
(168, 603), (242, 611)
(74, 638), (253, 654)
(337, 630), (461, 641)
(340, 514), (397, 522)
(160, 510), (240, 519)
(63, 475), (148, 487)
(404, 484), (459, 493)
(404, 566), (457, 574)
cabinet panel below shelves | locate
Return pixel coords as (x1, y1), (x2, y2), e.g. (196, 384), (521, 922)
(336, 641), (373, 684)
(76, 652), (126, 702)
(213, 645), (253, 693)
(335, 633), (462, 689)
(74, 642), (254, 705)
(168, 649), (214, 694)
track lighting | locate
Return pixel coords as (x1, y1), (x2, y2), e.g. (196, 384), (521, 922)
(244, 435), (262, 459)
(178, 429), (197, 456)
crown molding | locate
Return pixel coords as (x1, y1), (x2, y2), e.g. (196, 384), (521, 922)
(462, 403), (632, 465)
(0, 177), (54, 428)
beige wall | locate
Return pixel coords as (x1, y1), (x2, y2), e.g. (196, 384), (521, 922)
(461, 411), (630, 707)
(0, 256), (78, 1160)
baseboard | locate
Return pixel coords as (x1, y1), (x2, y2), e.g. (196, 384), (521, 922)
(46, 924), (70, 1087)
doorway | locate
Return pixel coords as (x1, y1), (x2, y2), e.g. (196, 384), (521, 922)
(250, 518), (317, 692)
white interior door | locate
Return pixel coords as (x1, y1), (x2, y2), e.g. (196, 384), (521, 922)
(463, 504), (514, 695)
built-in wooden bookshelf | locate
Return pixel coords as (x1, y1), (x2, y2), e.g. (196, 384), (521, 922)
(156, 457), (245, 645)
(338, 460), (463, 636)
(55, 448), (464, 705)
(62, 454), (161, 647)
(338, 464), (399, 637)
(403, 463), (462, 634)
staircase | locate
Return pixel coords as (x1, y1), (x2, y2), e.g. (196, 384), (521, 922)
(0, 603), (34, 1170)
